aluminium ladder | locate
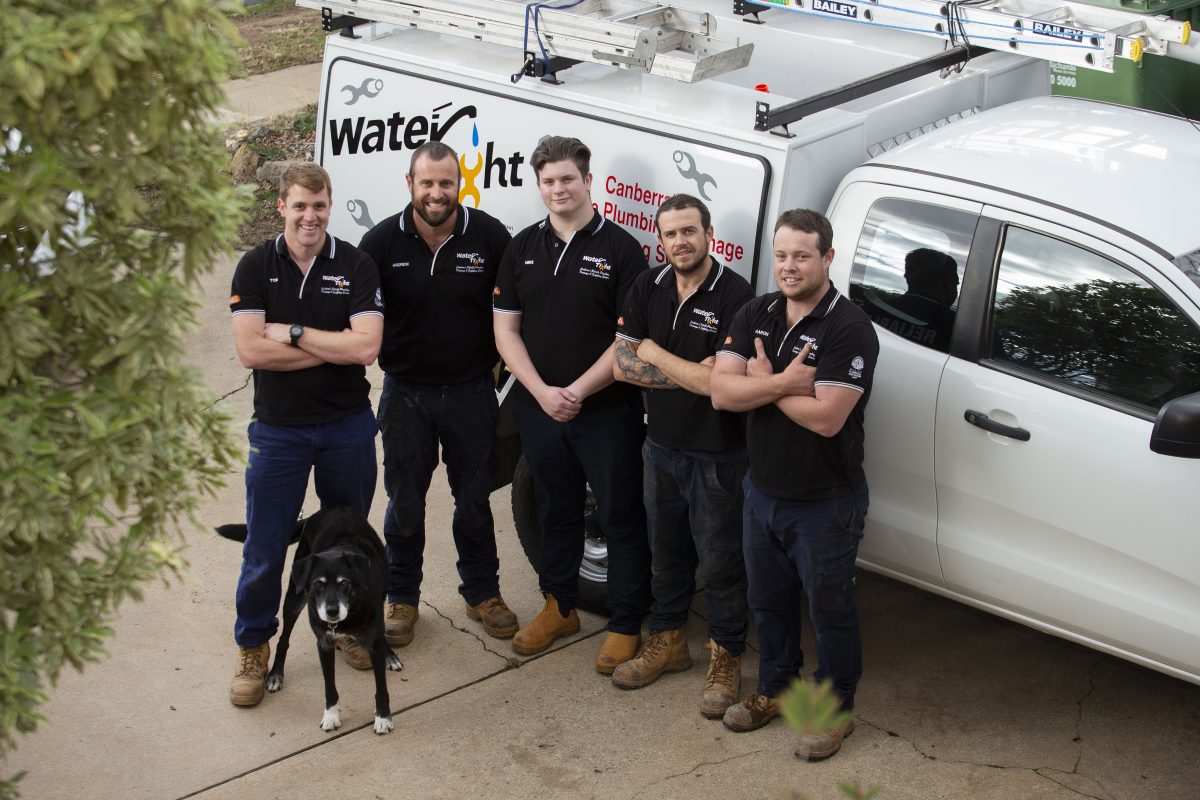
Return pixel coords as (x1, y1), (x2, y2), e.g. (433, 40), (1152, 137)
(293, 0), (756, 82)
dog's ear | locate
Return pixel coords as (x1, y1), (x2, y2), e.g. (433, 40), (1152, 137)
(343, 551), (373, 581)
(214, 524), (248, 543)
(289, 555), (313, 596)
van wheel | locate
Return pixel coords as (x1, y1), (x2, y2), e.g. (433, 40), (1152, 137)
(511, 455), (611, 615)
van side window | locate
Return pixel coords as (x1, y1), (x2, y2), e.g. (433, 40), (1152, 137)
(990, 226), (1200, 413)
(848, 199), (976, 354)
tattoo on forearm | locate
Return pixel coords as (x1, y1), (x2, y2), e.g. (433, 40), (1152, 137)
(616, 340), (678, 389)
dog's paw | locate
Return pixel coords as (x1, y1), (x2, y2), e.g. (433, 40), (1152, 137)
(373, 715), (394, 735)
(386, 652), (404, 672)
(265, 674), (283, 693)
(320, 705), (342, 732)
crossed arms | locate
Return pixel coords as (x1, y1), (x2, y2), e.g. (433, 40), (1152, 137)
(232, 313), (383, 371)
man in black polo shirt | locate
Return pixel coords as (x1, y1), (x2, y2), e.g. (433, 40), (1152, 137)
(711, 209), (878, 761)
(609, 194), (754, 717)
(228, 163), (383, 707)
(358, 141), (516, 649)
(493, 136), (649, 672)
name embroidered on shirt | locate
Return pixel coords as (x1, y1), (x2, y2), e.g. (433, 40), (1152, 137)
(391, 261), (410, 268)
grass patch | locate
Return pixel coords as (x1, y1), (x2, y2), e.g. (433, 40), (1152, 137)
(226, 1), (325, 78)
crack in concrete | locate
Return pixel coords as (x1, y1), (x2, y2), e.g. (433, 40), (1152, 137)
(422, 599), (518, 668)
(858, 684), (1115, 800)
(209, 372), (252, 409)
(627, 749), (766, 800)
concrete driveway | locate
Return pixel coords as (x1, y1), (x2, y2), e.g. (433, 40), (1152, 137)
(7, 65), (1200, 800)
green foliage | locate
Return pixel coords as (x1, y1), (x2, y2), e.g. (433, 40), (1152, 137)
(0, 0), (243, 788)
(779, 679), (881, 799)
(779, 677), (854, 736)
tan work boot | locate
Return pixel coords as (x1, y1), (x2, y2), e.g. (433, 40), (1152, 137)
(230, 643), (271, 707)
(595, 631), (641, 674)
(512, 594), (580, 655)
(700, 639), (741, 718)
(611, 629), (691, 688)
(465, 596), (519, 638)
(335, 633), (372, 670)
(385, 602), (418, 647)
(796, 719), (855, 761)
(722, 690), (780, 732)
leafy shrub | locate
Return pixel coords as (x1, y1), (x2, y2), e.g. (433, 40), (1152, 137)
(0, 0), (244, 792)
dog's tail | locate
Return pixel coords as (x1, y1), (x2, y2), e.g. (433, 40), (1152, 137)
(214, 519), (305, 545)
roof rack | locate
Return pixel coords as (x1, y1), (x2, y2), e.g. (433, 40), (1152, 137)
(296, 0), (755, 82)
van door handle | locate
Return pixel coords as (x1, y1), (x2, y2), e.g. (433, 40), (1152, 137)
(964, 409), (1031, 441)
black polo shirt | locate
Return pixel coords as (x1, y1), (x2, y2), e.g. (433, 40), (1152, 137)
(359, 204), (510, 385)
(230, 234), (383, 426)
(718, 284), (879, 500)
(494, 209), (646, 412)
(617, 257), (752, 453)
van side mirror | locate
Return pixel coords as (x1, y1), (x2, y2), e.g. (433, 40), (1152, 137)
(1150, 392), (1200, 458)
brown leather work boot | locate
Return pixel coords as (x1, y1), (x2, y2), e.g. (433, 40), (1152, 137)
(230, 643), (270, 707)
(465, 596), (519, 639)
(611, 629), (691, 688)
(700, 639), (741, 718)
(722, 690), (780, 732)
(595, 631), (640, 674)
(795, 719), (855, 761)
(335, 633), (372, 670)
(512, 594), (580, 655)
(385, 603), (418, 647)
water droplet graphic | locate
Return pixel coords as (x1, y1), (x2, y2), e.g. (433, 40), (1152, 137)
(472, 124), (480, 148)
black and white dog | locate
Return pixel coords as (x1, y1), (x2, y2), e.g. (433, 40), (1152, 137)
(217, 506), (402, 734)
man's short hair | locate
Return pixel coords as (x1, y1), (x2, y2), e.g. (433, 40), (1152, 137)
(904, 248), (958, 292)
(278, 162), (332, 201)
(655, 193), (711, 231)
(774, 208), (833, 255)
(530, 136), (590, 177)
(409, 141), (459, 177)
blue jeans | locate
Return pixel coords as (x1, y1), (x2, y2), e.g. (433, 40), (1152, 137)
(377, 373), (500, 606)
(514, 400), (649, 633)
(743, 475), (868, 709)
(644, 439), (748, 655)
(235, 407), (378, 647)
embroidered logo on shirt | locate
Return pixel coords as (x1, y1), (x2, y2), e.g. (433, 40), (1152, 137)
(391, 261), (410, 268)
(230, 294), (241, 304)
(321, 274), (350, 296)
(754, 329), (771, 338)
(269, 277), (279, 283)
(617, 315), (625, 327)
(688, 307), (718, 334)
(456, 252), (486, 274)
(849, 355), (864, 379)
(493, 285), (501, 296)
(579, 255), (611, 280)
(724, 335), (733, 345)
(375, 288), (384, 309)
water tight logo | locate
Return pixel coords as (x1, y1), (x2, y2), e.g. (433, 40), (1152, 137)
(579, 255), (611, 280)
(689, 307), (719, 333)
(342, 78), (384, 106)
(813, 0), (858, 17)
(347, 199), (375, 230)
(457, 122), (525, 209)
(673, 150), (717, 201)
(456, 252), (486, 274)
(328, 100), (478, 156)
(321, 274), (350, 296)
(1031, 21), (1086, 42)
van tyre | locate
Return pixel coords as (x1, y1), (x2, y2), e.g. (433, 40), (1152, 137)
(511, 455), (611, 615)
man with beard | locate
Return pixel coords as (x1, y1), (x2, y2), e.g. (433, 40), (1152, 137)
(711, 209), (878, 761)
(358, 141), (515, 651)
(610, 194), (756, 718)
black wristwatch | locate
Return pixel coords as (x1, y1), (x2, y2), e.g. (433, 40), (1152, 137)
(289, 324), (304, 347)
